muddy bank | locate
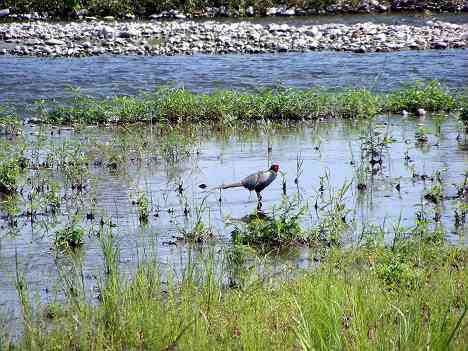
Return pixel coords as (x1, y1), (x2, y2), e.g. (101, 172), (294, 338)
(0, 19), (466, 56)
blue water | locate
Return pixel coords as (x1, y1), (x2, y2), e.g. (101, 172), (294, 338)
(1, 49), (467, 110)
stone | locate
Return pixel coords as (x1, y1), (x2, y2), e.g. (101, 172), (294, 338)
(76, 9), (89, 17)
(24, 39), (42, 46)
(416, 108), (426, 117)
(45, 39), (66, 45)
(277, 43), (289, 52)
(266, 8), (278, 16)
(0, 8), (10, 17)
(434, 41), (448, 49)
(279, 7), (296, 16)
(119, 29), (139, 38)
(101, 26), (115, 38)
(103, 16), (115, 21)
(246, 6), (255, 16)
(377, 4), (388, 12)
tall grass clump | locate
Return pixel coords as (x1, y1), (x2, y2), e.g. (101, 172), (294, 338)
(386, 80), (457, 113)
(11, 226), (468, 350)
(34, 82), (461, 126)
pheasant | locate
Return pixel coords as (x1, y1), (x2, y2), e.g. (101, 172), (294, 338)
(221, 164), (279, 201)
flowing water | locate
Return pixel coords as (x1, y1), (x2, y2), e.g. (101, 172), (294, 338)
(1, 49), (467, 109)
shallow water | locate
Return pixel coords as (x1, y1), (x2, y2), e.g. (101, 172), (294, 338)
(0, 114), (467, 335)
(0, 12), (467, 335)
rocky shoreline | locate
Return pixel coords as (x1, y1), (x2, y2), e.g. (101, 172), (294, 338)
(0, 19), (466, 57)
(1, 1), (468, 21)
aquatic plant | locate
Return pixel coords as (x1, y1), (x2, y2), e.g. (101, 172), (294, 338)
(178, 196), (215, 243)
(54, 222), (85, 250)
(424, 184), (444, 204)
(458, 96), (468, 131)
(0, 158), (20, 194)
(231, 198), (310, 248)
(386, 80), (457, 114)
(34, 82), (462, 126)
(135, 192), (150, 223)
(0, 108), (21, 135)
(415, 125), (429, 143)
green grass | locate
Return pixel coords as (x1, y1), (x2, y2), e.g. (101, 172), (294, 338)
(54, 222), (85, 250)
(386, 81), (458, 113)
(35, 81), (463, 126)
(9, 229), (468, 350)
(0, 0), (462, 18)
(0, 157), (20, 194)
(232, 199), (311, 248)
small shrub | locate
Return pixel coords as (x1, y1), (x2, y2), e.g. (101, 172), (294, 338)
(232, 199), (310, 248)
(180, 220), (215, 243)
(424, 184), (443, 204)
(54, 223), (85, 250)
(386, 81), (457, 113)
(0, 158), (20, 194)
(0, 109), (21, 135)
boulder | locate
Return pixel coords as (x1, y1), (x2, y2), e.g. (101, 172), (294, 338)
(0, 8), (10, 17)
(266, 8), (278, 16)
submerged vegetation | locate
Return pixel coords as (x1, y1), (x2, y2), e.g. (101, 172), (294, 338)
(34, 81), (462, 126)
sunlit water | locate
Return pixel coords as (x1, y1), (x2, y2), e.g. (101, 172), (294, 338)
(0, 12), (467, 336)
(1, 50), (467, 110)
(0, 115), (467, 335)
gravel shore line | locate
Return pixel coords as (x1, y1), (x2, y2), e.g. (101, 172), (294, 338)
(0, 19), (467, 57)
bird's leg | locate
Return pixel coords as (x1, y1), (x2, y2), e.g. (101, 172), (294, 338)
(256, 191), (262, 202)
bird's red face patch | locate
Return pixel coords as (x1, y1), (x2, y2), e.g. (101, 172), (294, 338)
(271, 164), (279, 173)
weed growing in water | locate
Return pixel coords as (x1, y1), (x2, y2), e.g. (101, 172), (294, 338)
(33, 82), (463, 127)
(415, 125), (429, 143)
(0, 158), (20, 194)
(387, 80), (457, 114)
(178, 196), (215, 243)
(135, 192), (150, 223)
(54, 220), (85, 251)
(0, 108), (21, 135)
(231, 198), (310, 249)
(459, 96), (468, 131)
(424, 184), (444, 204)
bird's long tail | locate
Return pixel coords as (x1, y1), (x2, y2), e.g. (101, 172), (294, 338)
(220, 181), (243, 189)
